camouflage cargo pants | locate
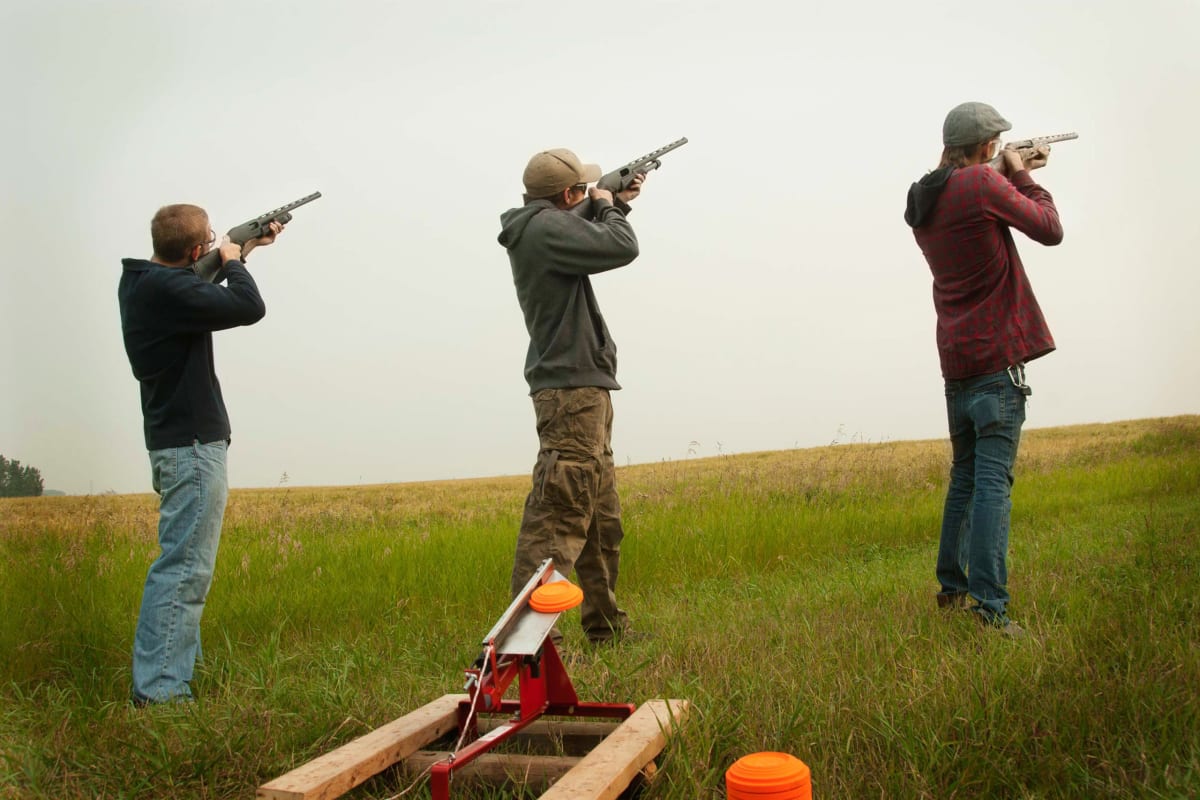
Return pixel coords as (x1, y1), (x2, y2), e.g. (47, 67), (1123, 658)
(510, 387), (629, 643)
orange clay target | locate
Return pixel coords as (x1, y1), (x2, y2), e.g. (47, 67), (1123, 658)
(529, 581), (584, 613)
(725, 752), (811, 800)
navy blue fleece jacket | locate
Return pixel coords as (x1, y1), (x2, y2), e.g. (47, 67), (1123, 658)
(118, 258), (265, 450)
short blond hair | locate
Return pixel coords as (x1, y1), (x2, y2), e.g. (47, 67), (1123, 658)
(150, 204), (209, 262)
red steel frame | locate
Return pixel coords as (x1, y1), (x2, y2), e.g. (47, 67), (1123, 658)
(428, 638), (636, 799)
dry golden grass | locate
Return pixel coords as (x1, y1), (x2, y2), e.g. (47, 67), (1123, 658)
(1, 415), (1197, 799)
(3, 415), (1194, 545)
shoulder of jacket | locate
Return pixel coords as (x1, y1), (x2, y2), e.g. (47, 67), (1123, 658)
(532, 206), (587, 233)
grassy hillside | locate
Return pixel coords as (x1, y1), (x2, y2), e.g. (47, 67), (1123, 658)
(1, 416), (1197, 798)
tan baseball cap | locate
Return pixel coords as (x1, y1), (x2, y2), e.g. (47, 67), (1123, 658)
(522, 148), (602, 197)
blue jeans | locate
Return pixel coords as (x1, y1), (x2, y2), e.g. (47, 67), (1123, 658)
(936, 369), (1027, 624)
(131, 440), (229, 704)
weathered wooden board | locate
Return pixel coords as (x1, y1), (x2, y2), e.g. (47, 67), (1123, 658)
(405, 751), (582, 786)
(258, 696), (690, 800)
(538, 699), (689, 800)
(475, 719), (621, 755)
(257, 694), (464, 800)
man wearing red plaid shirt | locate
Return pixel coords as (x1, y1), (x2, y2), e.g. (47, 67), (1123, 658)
(904, 101), (1064, 637)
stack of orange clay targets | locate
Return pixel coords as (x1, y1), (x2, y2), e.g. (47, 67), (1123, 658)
(726, 751), (812, 800)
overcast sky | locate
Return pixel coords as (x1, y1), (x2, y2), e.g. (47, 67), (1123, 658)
(2, 0), (1197, 495)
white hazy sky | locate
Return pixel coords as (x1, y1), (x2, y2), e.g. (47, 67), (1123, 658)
(2, 0), (1197, 495)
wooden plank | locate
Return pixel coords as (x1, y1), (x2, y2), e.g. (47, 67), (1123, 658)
(477, 719), (620, 738)
(476, 719), (621, 755)
(539, 699), (689, 800)
(404, 750), (582, 785)
(257, 694), (465, 800)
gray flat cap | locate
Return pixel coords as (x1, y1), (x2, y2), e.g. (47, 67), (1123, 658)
(943, 102), (1012, 146)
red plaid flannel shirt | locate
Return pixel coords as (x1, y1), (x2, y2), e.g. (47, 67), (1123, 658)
(913, 165), (1062, 380)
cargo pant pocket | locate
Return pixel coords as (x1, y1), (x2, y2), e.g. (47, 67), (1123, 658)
(537, 451), (598, 512)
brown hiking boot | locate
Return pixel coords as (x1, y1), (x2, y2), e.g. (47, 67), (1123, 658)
(936, 591), (970, 610)
(588, 628), (654, 647)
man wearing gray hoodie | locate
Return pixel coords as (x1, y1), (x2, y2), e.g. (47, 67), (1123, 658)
(498, 148), (644, 646)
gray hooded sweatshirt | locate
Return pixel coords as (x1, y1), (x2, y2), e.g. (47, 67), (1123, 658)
(498, 199), (639, 393)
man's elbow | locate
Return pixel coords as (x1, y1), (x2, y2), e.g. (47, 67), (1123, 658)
(1033, 213), (1063, 246)
(245, 298), (266, 324)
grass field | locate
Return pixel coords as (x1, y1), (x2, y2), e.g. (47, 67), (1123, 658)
(1, 416), (1198, 799)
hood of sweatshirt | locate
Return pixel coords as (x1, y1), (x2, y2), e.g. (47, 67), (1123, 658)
(498, 200), (553, 249)
(904, 166), (955, 228)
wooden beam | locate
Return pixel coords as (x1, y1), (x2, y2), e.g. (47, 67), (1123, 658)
(257, 694), (465, 800)
(539, 699), (689, 800)
(475, 719), (621, 755)
(259, 696), (691, 800)
(404, 751), (582, 786)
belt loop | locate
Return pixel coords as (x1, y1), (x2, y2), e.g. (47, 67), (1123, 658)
(1007, 363), (1031, 396)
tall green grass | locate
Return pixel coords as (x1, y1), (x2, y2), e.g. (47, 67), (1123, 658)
(1, 416), (1197, 798)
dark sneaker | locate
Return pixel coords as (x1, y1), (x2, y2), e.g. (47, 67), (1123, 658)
(972, 610), (1028, 638)
(994, 620), (1027, 639)
(130, 694), (195, 710)
(936, 591), (970, 610)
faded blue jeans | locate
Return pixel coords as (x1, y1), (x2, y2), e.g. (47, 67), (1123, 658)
(132, 439), (228, 704)
(937, 368), (1027, 624)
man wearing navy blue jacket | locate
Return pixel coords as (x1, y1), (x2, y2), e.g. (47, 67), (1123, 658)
(118, 203), (282, 705)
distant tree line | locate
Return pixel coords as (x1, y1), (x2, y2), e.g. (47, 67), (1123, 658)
(0, 455), (44, 497)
